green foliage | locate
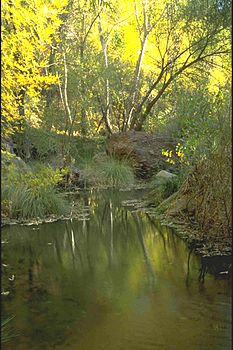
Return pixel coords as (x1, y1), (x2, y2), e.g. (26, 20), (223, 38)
(71, 138), (108, 188)
(79, 154), (135, 188)
(1, 150), (16, 165)
(74, 137), (106, 162)
(147, 77), (231, 169)
(148, 175), (181, 207)
(2, 0), (230, 139)
(2, 164), (69, 220)
(1, 0), (231, 232)
(26, 128), (59, 159)
(98, 157), (135, 187)
(176, 85), (231, 166)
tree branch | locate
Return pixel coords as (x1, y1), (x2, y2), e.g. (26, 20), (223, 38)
(134, 44), (229, 130)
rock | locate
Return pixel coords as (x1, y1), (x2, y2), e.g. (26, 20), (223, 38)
(156, 170), (177, 179)
(106, 131), (179, 178)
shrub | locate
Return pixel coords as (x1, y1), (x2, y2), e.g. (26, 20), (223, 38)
(2, 164), (70, 220)
(74, 137), (106, 162)
(147, 175), (181, 206)
(78, 156), (98, 188)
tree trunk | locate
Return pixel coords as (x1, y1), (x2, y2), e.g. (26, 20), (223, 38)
(98, 21), (113, 134)
(124, 34), (148, 131)
(80, 44), (88, 136)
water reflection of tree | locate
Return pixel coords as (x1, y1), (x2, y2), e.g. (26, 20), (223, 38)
(65, 221), (84, 271)
(93, 198), (117, 269)
(85, 215), (94, 275)
(185, 248), (193, 288)
(79, 191), (148, 278)
(131, 212), (156, 288)
(54, 233), (63, 266)
(145, 214), (170, 263)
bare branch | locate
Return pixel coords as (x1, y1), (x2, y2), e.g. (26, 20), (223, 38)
(83, 8), (104, 44)
(134, 0), (142, 42)
(148, 4), (167, 33)
(135, 26), (228, 120)
(135, 44), (229, 130)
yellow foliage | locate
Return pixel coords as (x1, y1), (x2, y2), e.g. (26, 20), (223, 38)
(1, 0), (67, 136)
(162, 143), (185, 165)
(207, 55), (231, 94)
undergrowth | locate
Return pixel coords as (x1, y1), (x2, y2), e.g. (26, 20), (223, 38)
(98, 157), (135, 187)
(147, 174), (182, 207)
(2, 163), (70, 220)
(79, 154), (135, 188)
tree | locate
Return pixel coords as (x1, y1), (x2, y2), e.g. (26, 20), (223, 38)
(7, 0), (229, 139)
(128, 0), (231, 130)
(1, 0), (68, 139)
(123, 0), (167, 130)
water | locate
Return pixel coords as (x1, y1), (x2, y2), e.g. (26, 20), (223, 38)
(1, 189), (231, 350)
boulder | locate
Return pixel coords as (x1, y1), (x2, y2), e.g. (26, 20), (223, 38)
(106, 131), (179, 178)
(156, 170), (177, 179)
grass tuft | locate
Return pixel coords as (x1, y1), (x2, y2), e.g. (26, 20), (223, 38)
(79, 154), (135, 188)
(98, 157), (135, 187)
(2, 164), (70, 220)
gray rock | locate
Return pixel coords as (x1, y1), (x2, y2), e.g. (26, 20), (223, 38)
(156, 170), (177, 179)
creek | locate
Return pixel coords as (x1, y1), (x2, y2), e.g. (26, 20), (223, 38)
(1, 189), (231, 350)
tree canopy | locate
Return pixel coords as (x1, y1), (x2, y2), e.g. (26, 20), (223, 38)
(2, 0), (231, 139)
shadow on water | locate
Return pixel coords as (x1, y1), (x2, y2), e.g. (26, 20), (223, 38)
(1, 189), (232, 350)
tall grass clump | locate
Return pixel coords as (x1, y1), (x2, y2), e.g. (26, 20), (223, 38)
(78, 154), (135, 188)
(2, 163), (70, 220)
(98, 157), (135, 187)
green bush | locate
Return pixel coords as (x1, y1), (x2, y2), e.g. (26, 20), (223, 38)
(147, 175), (181, 206)
(74, 137), (106, 161)
(79, 154), (135, 188)
(2, 164), (70, 220)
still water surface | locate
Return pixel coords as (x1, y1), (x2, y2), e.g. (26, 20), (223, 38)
(1, 189), (231, 350)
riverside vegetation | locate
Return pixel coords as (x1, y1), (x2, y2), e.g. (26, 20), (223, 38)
(2, 0), (231, 251)
(1, 0), (231, 346)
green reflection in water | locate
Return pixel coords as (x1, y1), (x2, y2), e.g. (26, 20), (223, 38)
(1, 189), (231, 350)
